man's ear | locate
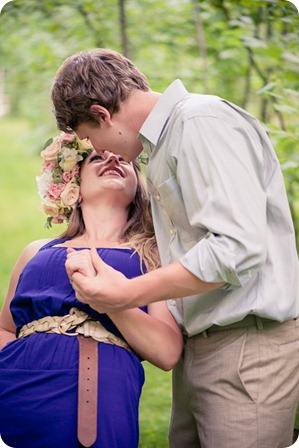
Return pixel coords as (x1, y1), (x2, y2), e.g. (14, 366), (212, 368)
(89, 105), (112, 124)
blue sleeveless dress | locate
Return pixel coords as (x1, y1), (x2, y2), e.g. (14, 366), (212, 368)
(0, 239), (147, 448)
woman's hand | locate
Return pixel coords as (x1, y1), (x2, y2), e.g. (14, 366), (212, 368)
(66, 248), (97, 278)
(65, 248), (132, 313)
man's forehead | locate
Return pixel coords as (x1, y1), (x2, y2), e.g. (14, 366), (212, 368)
(74, 123), (89, 139)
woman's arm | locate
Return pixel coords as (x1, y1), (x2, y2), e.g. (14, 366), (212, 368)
(66, 248), (183, 370)
(0, 239), (51, 350)
(108, 302), (183, 371)
(67, 248), (225, 313)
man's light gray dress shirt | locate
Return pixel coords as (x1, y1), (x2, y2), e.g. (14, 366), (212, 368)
(139, 79), (299, 336)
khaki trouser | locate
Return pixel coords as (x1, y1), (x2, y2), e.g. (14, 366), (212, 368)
(169, 318), (299, 448)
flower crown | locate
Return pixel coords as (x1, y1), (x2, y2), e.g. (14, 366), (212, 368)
(36, 132), (93, 228)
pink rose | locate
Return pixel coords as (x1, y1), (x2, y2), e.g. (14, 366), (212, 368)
(62, 172), (73, 183)
(72, 166), (80, 178)
(42, 161), (56, 173)
(47, 183), (65, 201)
(57, 132), (75, 144)
(51, 214), (68, 224)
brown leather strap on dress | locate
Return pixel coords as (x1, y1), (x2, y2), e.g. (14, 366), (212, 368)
(77, 335), (98, 447)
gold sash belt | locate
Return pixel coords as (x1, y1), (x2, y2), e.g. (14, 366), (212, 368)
(18, 306), (130, 351)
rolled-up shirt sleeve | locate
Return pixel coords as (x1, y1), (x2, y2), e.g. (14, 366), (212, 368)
(177, 105), (268, 287)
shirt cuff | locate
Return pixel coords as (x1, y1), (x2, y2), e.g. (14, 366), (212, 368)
(179, 237), (251, 288)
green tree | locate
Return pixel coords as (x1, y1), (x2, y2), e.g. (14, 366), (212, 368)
(0, 0), (298, 237)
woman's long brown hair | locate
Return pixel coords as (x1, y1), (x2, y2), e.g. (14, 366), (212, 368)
(59, 160), (160, 272)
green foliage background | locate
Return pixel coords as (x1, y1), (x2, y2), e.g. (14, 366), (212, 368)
(0, 0), (298, 248)
(0, 0), (298, 444)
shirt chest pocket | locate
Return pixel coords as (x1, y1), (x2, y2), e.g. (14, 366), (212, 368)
(148, 174), (180, 209)
(147, 175), (207, 245)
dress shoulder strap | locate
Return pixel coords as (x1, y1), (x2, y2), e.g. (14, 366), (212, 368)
(39, 237), (70, 251)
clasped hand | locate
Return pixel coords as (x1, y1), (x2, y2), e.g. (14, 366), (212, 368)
(65, 248), (131, 313)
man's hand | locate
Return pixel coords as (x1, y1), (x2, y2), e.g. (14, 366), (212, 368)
(66, 248), (133, 313)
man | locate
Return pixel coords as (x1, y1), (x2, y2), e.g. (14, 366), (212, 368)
(51, 48), (299, 447)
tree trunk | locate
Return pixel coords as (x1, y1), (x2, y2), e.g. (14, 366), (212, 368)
(119, 0), (129, 57)
(192, 0), (209, 93)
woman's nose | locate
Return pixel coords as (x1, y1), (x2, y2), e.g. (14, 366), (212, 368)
(103, 151), (120, 165)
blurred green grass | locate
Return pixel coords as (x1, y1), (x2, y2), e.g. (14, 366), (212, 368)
(0, 117), (172, 447)
(140, 363), (172, 448)
(0, 118), (59, 299)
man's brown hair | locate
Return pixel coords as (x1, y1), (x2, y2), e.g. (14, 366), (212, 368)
(51, 48), (150, 132)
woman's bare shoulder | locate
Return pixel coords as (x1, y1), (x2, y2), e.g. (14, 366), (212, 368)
(18, 238), (55, 265)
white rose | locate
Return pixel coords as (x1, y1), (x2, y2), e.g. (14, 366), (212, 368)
(60, 182), (80, 207)
(36, 172), (53, 198)
(76, 137), (93, 153)
(41, 198), (61, 218)
(41, 140), (61, 161)
(59, 148), (82, 172)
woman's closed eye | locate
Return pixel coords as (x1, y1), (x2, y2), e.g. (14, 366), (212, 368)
(88, 154), (130, 165)
(118, 157), (130, 164)
(88, 154), (104, 163)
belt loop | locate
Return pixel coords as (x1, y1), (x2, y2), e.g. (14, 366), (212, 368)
(255, 316), (264, 330)
(202, 330), (209, 338)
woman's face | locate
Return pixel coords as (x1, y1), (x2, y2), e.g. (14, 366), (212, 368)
(79, 150), (138, 208)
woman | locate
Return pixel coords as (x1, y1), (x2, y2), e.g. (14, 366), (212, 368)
(0, 133), (182, 448)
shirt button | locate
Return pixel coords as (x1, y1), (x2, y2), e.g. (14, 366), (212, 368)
(170, 229), (175, 235)
(170, 299), (176, 306)
(155, 194), (160, 201)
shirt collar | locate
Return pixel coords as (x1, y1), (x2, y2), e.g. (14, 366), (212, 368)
(139, 79), (188, 154)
